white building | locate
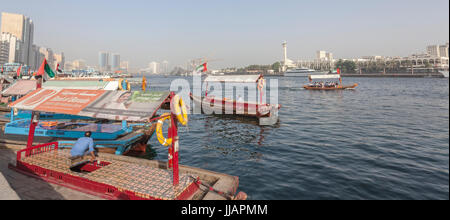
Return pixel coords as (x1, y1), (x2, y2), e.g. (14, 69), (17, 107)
(317, 50), (334, 61)
(0, 32), (22, 64)
(281, 41), (296, 71)
(149, 61), (160, 74)
(439, 43), (449, 58)
(427, 45), (440, 57)
(161, 60), (169, 74)
(427, 43), (449, 58)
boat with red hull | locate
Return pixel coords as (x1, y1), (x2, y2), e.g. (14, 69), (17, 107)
(304, 74), (358, 91)
(189, 74), (281, 125)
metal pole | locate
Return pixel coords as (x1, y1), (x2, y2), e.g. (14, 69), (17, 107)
(168, 92), (179, 186)
(10, 96), (16, 122)
(26, 112), (39, 149)
(170, 113), (179, 186)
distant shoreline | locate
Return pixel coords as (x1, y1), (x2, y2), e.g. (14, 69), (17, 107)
(341, 73), (445, 78)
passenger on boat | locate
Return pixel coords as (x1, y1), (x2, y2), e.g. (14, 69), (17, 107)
(70, 131), (96, 162)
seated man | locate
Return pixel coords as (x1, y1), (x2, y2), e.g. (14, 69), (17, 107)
(70, 131), (96, 163)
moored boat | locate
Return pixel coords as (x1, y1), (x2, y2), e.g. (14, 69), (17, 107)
(7, 91), (246, 200)
(189, 74), (281, 125)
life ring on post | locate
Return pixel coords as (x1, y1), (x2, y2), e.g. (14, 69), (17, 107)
(156, 113), (172, 147)
(171, 94), (188, 126)
(118, 79), (130, 91)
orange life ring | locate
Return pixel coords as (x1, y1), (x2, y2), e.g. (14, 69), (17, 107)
(40, 121), (58, 127)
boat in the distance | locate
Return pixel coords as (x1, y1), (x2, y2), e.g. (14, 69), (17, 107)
(304, 74), (358, 90)
(284, 67), (328, 77)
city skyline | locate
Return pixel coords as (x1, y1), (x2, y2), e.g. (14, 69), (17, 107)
(0, 0), (448, 70)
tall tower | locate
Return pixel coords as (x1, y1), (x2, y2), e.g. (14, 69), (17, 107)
(111, 53), (120, 71)
(0, 12), (34, 65)
(282, 41), (288, 72)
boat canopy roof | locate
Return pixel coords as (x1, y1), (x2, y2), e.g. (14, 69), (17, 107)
(2, 80), (121, 97)
(43, 80), (120, 90)
(2, 80), (37, 96)
(9, 88), (170, 122)
(309, 74), (341, 80)
(204, 74), (263, 83)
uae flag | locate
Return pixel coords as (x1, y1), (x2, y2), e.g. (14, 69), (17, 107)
(37, 59), (56, 78)
(56, 63), (63, 73)
(1, 65), (3, 74)
(16, 65), (22, 77)
(196, 63), (208, 73)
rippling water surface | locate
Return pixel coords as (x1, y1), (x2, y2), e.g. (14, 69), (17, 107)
(133, 76), (449, 200)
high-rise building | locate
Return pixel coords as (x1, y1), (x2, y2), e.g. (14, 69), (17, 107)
(98, 51), (110, 71)
(39, 47), (55, 68)
(326, 52), (333, 61)
(427, 45), (440, 57)
(149, 61), (160, 74)
(439, 43), (449, 58)
(29, 44), (45, 70)
(317, 51), (327, 60)
(0, 32), (22, 64)
(0, 12), (34, 66)
(53, 53), (65, 70)
(111, 53), (120, 71)
(72, 59), (86, 70)
(317, 50), (334, 62)
(161, 60), (169, 74)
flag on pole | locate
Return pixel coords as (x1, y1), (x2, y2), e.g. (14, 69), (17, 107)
(1, 65), (3, 74)
(16, 65), (22, 77)
(56, 63), (63, 73)
(37, 59), (56, 78)
(196, 63), (208, 73)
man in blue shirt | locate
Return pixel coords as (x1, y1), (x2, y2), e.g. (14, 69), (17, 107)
(70, 131), (96, 162)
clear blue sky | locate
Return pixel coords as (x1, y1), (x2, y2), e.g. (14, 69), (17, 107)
(1, 0), (449, 70)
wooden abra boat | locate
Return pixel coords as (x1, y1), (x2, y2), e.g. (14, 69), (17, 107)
(190, 74), (281, 125)
(304, 74), (358, 90)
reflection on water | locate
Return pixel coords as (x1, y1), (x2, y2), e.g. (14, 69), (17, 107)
(131, 76), (449, 200)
